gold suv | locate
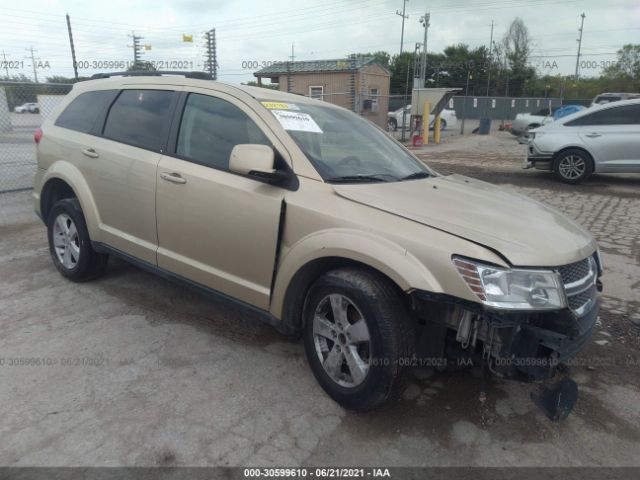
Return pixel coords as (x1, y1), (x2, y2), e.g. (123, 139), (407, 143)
(33, 73), (602, 411)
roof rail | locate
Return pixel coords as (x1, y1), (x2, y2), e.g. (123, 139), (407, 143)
(89, 71), (214, 80)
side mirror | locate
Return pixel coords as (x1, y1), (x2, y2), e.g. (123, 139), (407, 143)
(229, 144), (288, 184)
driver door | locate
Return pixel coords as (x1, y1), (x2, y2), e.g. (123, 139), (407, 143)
(155, 90), (291, 309)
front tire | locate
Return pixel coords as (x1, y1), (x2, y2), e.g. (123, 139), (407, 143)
(553, 149), (594, 184)
(47, 198), (108, 281)
(388, 118), (398, 132)
(303, 268), (414, 411)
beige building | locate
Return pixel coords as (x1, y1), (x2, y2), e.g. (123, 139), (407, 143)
(254, 57), (390, 127)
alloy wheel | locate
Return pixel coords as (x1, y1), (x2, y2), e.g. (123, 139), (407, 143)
(558, 154), (586, 180)
(52, 213), (80, 269)
(312, 293), (371, 388)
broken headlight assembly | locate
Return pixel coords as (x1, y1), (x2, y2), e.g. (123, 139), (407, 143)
(453, 256), (566, 311)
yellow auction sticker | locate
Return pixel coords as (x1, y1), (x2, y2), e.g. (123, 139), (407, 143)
(261, 101), (299, 110)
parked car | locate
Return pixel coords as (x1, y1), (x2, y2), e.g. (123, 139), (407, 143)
(590, 92), (640, 107)
(387, 105), (457, 131)
(525, 99), (640, 183)
(14, 102), (40, 113)
(510, 106), (558, 136)
(34, 72), (601, 411)
(553, 104), (586, 120)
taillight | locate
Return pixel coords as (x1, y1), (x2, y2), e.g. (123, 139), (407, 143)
(34, 128), (43, 145)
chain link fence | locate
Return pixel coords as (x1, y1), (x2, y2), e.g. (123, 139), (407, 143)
(0, 82), (72, 193)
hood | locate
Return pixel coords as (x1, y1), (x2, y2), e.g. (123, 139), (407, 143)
(333, 174), (596, 267)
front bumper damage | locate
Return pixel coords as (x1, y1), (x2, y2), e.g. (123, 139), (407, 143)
(412, 290), (599, 380)
(523, 141), (554, 171)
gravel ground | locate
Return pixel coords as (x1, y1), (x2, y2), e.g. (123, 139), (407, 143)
(0, 132), (639, 468)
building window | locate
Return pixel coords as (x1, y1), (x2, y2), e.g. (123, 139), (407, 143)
(369, 88), (379, 112)
(309, 86), (324, 100)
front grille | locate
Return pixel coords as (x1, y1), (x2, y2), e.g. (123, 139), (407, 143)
(558, 258), (590, 285)
(568, 287), (592, 310)
(556, 256), (598, 318)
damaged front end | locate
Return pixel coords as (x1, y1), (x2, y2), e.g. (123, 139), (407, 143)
(411, 253), (602, 381)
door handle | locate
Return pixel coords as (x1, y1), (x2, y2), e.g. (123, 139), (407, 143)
(81, 148), (99, 158)
(585, 133), (602, 138)
(160, 172), (187, 184)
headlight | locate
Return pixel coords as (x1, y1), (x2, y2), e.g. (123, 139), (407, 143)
(453, 257), (566, 310)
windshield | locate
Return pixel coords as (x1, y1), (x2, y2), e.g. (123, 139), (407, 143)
(262, 102), (430, 183)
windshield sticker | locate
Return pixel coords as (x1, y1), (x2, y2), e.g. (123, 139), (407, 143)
(271, 110), (323, 133)
(261, 101), (300, 111)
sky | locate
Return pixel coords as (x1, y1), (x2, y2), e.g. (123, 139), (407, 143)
(1, 0), (639, 84)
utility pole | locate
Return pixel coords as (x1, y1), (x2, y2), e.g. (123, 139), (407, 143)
(486, 20), (494, 96)
(290, 42), (295, 62)
(396, 0), (409, 55)
(129, 31), (144, 67)
(66, 14), (79, 81)
(1, 51), (9, 77)
(25, 46), (38, 82)
(460, 71), (472, 134)
(574, 13), (585, 80)
(418, 12), (430, 88)
(204, 29), (217, 79)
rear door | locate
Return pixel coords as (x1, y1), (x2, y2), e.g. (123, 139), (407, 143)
(576, 104), (640, 172)
(155, 89), (290, 309)
(84, 87), (179, 263)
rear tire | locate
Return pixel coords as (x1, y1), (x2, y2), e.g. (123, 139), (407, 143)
(303, 268), (414, 411)
(47, 198), (108, 281)
(440, 119), (447, 130)
(553, 149), (594, 184)
(388, 118), (398, 132)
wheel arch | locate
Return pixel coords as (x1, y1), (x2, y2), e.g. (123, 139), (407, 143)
(552, 146), (595, 172)
(40, 164), (101, 237)
(270, 230), (442, 332)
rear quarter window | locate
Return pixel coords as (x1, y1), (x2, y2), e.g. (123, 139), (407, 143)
(54, 90), (118, 133)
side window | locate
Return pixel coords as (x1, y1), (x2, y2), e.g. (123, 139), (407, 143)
(55, 90), (118, 133)
(103, 89), (175, 152)
(176, 93), (270, 170)
(568, 105), (640, 126)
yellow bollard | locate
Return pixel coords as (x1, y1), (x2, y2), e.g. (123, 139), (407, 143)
(422, 101), (430, 145)
(434, 115), (441, 144)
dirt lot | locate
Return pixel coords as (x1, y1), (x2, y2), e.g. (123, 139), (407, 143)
(0, 131), (639, 468)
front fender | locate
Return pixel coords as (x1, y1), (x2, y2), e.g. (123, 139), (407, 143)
(40, 162), (102, 239)
(269, 228), (442, 319)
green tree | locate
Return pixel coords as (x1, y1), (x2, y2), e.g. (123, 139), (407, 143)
(127, 61), (157, 72)
(360, 51), (391, 70)
(245, 80), (279, 90)
(602, 44), (640, 90)
(497, 17), (536, 96)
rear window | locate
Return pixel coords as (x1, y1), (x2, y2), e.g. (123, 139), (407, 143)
(55, 90), (118, 133)
(103, 89), (175, 152)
